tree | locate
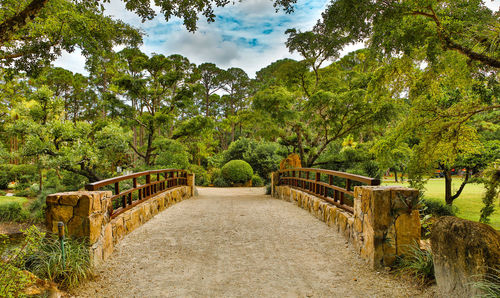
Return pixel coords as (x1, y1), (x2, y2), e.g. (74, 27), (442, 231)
(6, 84), (130, 183)
(0, 0), (142, 75)
(221, 67), (250, 143)
(197, 63), (226, 117)
(318, 0), (500, 68)
(116, 51), (197, 166)
(253, 50), (394, 167)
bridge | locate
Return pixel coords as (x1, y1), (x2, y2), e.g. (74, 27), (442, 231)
(46, 168), (427, 296)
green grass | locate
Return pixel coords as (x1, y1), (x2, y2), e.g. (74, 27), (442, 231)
(0, 196), (29, 207)
(383, 178), (500, 230)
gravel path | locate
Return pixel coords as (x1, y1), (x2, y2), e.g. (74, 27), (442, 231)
(74, 187), (432, 297)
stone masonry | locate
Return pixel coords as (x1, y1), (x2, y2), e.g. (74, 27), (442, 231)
(273, 185), (421, 269)
(46, 174), (195, 265)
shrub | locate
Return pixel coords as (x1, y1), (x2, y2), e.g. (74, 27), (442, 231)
(395, 243), (435, 286)
(0, 202), (29, 222)
(209, 168), (229, 187)
(154, 138), (190, 169)
(266, 184), (272, 195)
(213, 177), (229, 187)
(0, 226), (45, 297)
(420, 199), (456, 217)
(222, 138), (284, 182)
(25, 234), (92, 289)
(189, 165), (209, 186)
(251, 175), (264, 187)
(221, 160), (253, 184)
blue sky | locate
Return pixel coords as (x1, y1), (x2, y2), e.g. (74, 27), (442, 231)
(54, 0), (500, 78)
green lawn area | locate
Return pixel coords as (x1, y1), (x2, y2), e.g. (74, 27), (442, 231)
(383, 178), (500, 231)
(0, 196), (29, 207)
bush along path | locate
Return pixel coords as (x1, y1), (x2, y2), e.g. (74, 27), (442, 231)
(73, 187), (433, 297)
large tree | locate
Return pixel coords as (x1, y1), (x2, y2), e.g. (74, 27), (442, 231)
(318, 0), (500, 68)
(0, 0), (142, 75)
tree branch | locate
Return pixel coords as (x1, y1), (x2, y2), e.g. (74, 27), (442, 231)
(0, 0), (50, 44)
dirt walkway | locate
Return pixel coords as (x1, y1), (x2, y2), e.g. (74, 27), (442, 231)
(74, 187), (432, 297)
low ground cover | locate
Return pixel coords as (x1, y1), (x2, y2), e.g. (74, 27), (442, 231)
(383, 178), (500, 230)
(0, 196), (30, 207)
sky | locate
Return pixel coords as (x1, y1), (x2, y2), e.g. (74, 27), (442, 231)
(53, 0), (500, 78)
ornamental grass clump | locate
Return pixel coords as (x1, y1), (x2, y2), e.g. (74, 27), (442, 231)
(221, 160), (253, 185)
(395, 243), (435, 286)
(24, 234), (92, 289)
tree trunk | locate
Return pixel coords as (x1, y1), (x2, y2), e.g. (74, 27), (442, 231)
(231, 122), (235, 143)
(393, 169), (398, 182)
(444, 169), (453, 205)
(205, 92), (210, 117)
(39, 168), (43, 193)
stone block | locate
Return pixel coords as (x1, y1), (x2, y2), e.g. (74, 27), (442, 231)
(431, 216), (500, 297)
(89, 213), (104, 244)
(329, 206), (338, 226)
(102, 224), (113, 260)
(91, 194), (102, 213)
(111, 217), (125, 244)
(50, 205), (73, 223)
(46, 194), (60, 205)
(91, 245), (103, 266)
(60, 194), (84, 207)
(67, 215), (87, 237)
(337, 212), (348, 234)
(395, 210), (420, 255)
(74, 195), (92, 217)
(371, 188), (392, 231)
(354, 218), (363, 233)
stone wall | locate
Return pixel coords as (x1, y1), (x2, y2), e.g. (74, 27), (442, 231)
(273, 185), (421, 269)
(431, 216), (500, 297)
(46, 176), (194, 265)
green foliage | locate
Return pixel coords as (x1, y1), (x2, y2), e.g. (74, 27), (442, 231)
(266, 184), (272, 195)
(154, 138), (190, 169)
(479, 163), (500, 224)
(221, 160), (253, 185)
(222, 138), (283, 181)
(0, 202), (29, 222)
(0, 226), (45, 297)
(251, 175), (264, 187)
(395, 243), (435, 286)
(24, 234), (92, 289)
(471, 267), (500, 298)
(420, 199), (457, 217)
(189, 165), (209, 186)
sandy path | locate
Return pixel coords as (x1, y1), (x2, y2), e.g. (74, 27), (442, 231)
(74, 187), (431, 297)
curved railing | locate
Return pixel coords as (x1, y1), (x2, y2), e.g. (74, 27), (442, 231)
(276, 168), (380, 213)
(85, 169), (188, 218)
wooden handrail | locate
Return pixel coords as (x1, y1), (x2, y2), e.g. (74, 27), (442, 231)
(85, 169), (188, 218)
(277, 168), (380, 213)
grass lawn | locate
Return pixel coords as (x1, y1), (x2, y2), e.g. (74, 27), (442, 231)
(0, 196), (29, 207)
(383, 178), (500, 231)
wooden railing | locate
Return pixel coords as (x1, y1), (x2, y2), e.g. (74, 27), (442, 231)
(85, 169), (188, 218)
(276, 168), (380, 213)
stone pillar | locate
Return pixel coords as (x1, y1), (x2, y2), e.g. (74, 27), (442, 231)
(270, 172), (275, 196)
(353, 186), (421, 269)
(431, 216), (500, 297)
(46, 191), (113, 265)
(187, 173), (195, 196)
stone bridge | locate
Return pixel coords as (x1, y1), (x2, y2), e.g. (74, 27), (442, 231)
(44, 168), (434, 296)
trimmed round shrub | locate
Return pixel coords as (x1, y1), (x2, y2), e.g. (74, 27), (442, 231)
(251, 175), (264, 187)
(221, 160), (253, 184)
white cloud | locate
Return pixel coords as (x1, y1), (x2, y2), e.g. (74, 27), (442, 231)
(52, 48), (88, 75)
